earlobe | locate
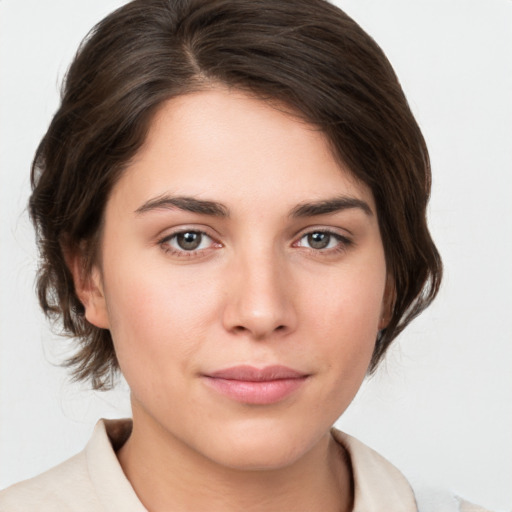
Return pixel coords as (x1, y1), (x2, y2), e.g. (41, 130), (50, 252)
(82, 267), (110, 329)
(66, 249), (110, 329)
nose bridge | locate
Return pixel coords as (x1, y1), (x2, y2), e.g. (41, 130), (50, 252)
(223, 240), (296, 338)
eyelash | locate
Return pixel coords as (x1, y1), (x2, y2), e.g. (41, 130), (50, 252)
(293, 229), (353, 255)
(157, 228), (353, 258)
(158, 229), (221, 257)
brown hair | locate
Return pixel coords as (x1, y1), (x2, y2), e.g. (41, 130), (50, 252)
(30, 0), (442, 389)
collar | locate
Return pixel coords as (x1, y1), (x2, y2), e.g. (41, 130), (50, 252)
(332, 429), (417, 511)
(86, 419), (417, 511)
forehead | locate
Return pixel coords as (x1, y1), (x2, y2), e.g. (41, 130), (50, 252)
(111, 87), (375, 214)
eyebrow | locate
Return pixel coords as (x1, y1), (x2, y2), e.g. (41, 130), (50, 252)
(290, 196), (373, 218)
(135, 195), (229, 217)
(134, 194), (372, 219)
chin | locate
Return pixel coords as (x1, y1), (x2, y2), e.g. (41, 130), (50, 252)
(209, 444), (306, 472)
(198, 420), (327, 472)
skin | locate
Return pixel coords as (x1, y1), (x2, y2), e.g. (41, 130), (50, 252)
(76, 88), (392, 512)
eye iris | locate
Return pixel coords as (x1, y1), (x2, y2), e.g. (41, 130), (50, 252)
(177, 232), (202, 250)
(308, 232), (330, 249)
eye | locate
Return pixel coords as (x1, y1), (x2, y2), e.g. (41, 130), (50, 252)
(295, 230), (350, 251)
(160, 230), (217, 254)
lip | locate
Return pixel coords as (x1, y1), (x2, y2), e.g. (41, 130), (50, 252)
(202, 365), (309, 405)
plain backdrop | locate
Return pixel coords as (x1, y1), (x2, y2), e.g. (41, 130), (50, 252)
(0, 1), (511, 510)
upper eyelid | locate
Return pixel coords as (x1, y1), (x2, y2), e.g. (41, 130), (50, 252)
(295, 232), (350, 244)
(157, 225), (218, 242)
(293, 225), (353, 240)
(160, 231), (210, 243)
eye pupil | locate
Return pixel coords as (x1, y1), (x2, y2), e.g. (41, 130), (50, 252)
(308, 232), (330, 249)
(177, 231), (202, 250)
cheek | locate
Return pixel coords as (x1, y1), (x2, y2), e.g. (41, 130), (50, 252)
(303, 255), (386, 337)
(101, 260), (220, 380)
(300, 259), (386, 386)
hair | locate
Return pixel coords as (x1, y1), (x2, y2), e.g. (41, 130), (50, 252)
(30, 0), (442, 389)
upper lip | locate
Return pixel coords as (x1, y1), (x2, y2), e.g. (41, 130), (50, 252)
(205, 365), (308, 381)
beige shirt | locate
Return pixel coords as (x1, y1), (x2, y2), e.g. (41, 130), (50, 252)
(0, 419), (489, 512)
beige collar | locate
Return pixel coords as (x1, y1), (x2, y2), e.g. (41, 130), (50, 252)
(87, 419), (417, 511)
(332, 429), (417, 511)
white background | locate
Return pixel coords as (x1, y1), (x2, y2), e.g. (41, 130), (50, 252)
(0, 1), (511, 510)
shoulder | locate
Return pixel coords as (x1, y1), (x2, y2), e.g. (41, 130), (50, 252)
(413, 487), (494, 512)
(0, 451), (101, 512)
(0, 419), (139, 512)
(332, 429), (495, 512)
(458, 497), (494, 512)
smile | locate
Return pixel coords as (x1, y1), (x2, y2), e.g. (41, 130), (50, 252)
(202, 365), (309, 405)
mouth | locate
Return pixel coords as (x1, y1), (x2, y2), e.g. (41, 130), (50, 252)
(202, 365), (310, 405)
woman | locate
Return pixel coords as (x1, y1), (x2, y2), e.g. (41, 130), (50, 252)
(0, 0), (496, 510)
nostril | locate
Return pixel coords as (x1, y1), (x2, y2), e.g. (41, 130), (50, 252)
(230, 323), (287, 337)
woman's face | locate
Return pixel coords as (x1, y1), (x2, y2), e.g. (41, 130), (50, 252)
(84, 88), (390, 470)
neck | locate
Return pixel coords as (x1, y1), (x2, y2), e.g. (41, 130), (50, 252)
(117, 407), (353, 512)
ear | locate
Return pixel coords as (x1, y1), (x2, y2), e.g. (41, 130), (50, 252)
(378, 274), (396, 330)
(66, 249), (110, 329)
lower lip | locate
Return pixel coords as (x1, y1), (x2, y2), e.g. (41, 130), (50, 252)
(203, 376), (308, 405)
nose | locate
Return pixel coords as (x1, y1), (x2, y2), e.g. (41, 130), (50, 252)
(222, 249), (297, 340)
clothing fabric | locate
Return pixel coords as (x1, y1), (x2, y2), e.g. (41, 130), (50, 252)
(0, 419), (489, 512)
